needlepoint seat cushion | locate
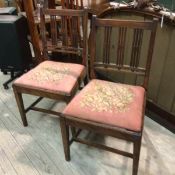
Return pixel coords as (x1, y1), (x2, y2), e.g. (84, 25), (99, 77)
(63, 79), (145, 131)
(14, 61), (86, 96)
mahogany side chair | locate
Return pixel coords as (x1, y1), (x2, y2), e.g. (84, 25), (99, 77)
(60, 16), (157, 175)
(12, 8), (88, 126)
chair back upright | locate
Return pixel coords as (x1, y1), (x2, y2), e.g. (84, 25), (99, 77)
(40, 8), (88, 66)
(90, 16), (157, 90)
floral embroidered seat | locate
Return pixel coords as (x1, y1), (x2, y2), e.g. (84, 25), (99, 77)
(14, 61), (86, 96)
(63, 79), (145, 131)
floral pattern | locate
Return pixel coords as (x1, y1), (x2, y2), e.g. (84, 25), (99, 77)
(80, 81), (134, 113)
(29, 65), (70, 84)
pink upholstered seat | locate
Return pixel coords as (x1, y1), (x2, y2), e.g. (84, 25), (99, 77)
(14, 61), (86, 96)
(63, 79), (145, 131)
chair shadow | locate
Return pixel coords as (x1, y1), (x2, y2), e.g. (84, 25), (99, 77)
(73, 130), (133, 175)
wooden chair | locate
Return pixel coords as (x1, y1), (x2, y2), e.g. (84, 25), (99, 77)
(13, 8), (88, 127)
(60, 16), (157, 175)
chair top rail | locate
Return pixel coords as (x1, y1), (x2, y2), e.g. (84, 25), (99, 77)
(94, 17), (158, 30)
(43, 8), (86, 16)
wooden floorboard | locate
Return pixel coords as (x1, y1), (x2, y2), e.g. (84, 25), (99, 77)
(0, 95), (82, 175)
(0, 146), (18, 175)
(0, 112), (39, 175)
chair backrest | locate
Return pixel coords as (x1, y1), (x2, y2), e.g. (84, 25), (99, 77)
(40, 8), (88, 65)
(90, 16), (157, 90)
(61, 0), (83, 9)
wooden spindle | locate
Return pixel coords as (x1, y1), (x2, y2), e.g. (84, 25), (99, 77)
(116, 27), (127, 69)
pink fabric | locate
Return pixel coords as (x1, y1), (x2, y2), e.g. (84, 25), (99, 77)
(14, 61), (85, 95)
(63, 79), (145, 131)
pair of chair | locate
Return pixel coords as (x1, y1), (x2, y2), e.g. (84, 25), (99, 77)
(13, 7), (157, 175)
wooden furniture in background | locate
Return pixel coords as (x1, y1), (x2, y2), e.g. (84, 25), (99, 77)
(22, 0), (108, 63)
(0, 0), (5, 7)
(59, 0), (109, 13)
(60, 16), (157, 175)
(13, 8), (88, 126)
(22, 0), (56, 63)
(23, 0), (42, 63)
(61, 0), (83, 9)
(14, 0), (24, 11)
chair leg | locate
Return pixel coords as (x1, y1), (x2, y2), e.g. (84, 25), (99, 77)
(60, 117), (70, 161)
(13, 87), (28, 126)
(132, 139), (141, 175)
